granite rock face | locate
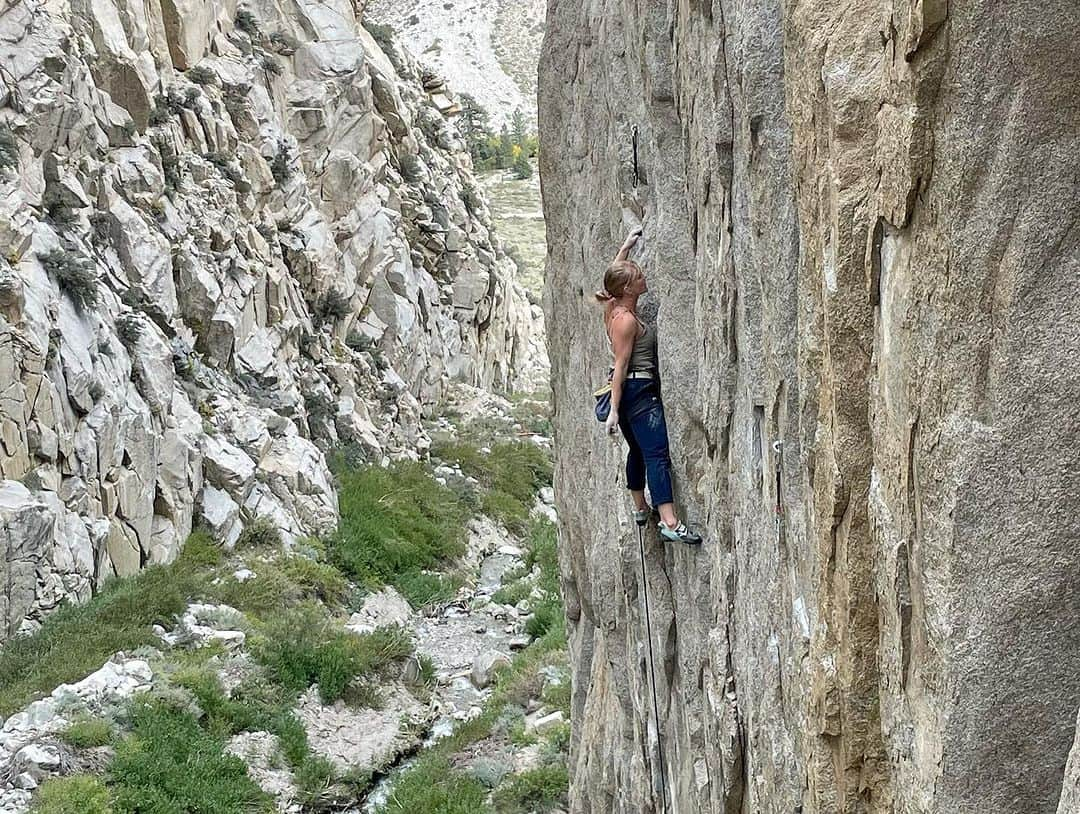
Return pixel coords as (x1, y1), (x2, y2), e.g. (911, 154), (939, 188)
(0, 0), (537, 636)
(539, 2), (1080, 812)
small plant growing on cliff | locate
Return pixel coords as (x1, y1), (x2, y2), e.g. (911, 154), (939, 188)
(88, 211), (110, 241)
(223, 86), (250, 120)
(315, 288), (351, 325)
(398, 153), (423, 183)
(235, 8), (260, 37)
(183, 86), (200, 108)
(270, 139), (292, 186)
(364, 20), (395, 51)
(205, 151), (244, 186)
(461, 182), (481, 215)
(39, 248), (97, 310)
(269, 31), (298, 55)
(0, 268), (20, 304)
(0, 123), (18, 172)
(147, 104), (171, 126)
(187, 65), (215, 85)
(116, 312), (143, 347)
(261, 53), (283, 77)
(236, 516), (282, 550)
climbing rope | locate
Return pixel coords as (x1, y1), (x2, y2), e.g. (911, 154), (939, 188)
(636, 521), (670, 814)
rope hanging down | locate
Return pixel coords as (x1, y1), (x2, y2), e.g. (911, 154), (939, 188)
(637, 522), (670, 814)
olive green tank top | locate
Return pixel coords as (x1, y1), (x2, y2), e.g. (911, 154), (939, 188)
(607, 309), (658, 375)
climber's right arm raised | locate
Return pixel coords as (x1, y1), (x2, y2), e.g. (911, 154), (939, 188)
(613, 226), (643, 263)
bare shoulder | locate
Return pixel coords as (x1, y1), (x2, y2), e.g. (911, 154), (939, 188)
(607, 310), (638, 344)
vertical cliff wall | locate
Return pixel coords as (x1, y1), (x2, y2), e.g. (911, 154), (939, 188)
(538, 1), (1080, 812)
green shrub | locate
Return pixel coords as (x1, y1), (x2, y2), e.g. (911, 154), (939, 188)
(525, 520), (560, 595)
(234, 9), (259, 36)
(393, 569), (457, 609)
(329, 461), (469, 603)
(261, 54), (283, 76)
(236, 516), (282, 550)
(280, 555), (349, 607)
(0, 123), (18, 171)
(109, 697), (271, 814)
(178, 529), (223, 568)
(270, 139), (292, 186)
(60, 717), (114, 748)
(482, 490), (530, 535)
(525, 598), (563, 641)
(252, 605), (411, 704)
(269, 31), (299, 54)
(416, 654), (436, 687)
(434, 440), (552, 533)
(511, 151), (533, 181)
(115, 313), (143, 347)
(491, 765), (568, 813)
(398, 153), (423, 182)
(187, 65), (215, 85)
(364, 20), (395, 52)
(375, 756), (490, 814)
(147, 105), (171, 126)
(32, 776), (111, 814)
(315, 288), (351, 325)
(39, 248), (97, 310)
(491, 577), (531, 608)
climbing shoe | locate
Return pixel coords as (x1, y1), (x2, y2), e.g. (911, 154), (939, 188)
(659, 522), (702, 545)
(632, 506), (660, 527)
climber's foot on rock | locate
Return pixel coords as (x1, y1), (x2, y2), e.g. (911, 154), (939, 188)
(660, 522), (702, 545)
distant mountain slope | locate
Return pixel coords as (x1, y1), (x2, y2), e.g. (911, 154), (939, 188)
(364, 0), (545, 127)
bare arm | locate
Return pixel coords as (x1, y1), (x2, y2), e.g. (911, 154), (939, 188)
(613, 226), (643, 263)
(607, 312), (637, 426)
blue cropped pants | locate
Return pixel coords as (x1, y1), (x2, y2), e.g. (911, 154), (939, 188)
(617, 379), (674, 507)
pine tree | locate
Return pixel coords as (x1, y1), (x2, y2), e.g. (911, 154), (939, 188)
(511, 108), (528, 149)
(512, 150), (533, 180)
(458, 93), (501, 168)
(498, 124), (514, 169)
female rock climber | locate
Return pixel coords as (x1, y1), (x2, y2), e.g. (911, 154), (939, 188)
(596, 226), (702, 545)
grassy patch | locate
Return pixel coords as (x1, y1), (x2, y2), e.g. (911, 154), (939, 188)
(251, 604), (411, 704)
(166, 666), (346, 803)
(59, 717), (114, 748)
(32, 775), (111, 814)
(376, 756), (490, 814)
(110, 697), (271, 814)
(491, 577), (531, 608)
(432, 441), (552, 534)
(330, 460), (470, 607)
(235, 517), (281, 550)
(0, 537), (217, 717)
(209, 551), (350, 620)
(491, 765), (568, 813)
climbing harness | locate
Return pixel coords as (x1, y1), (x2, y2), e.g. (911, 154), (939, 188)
(636, 519), (670, 814)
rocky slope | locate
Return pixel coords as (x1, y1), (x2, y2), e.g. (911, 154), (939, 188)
(0, 0), (539, 637)
(364, 0), (546, 128)
(539, 2), (1080, 813)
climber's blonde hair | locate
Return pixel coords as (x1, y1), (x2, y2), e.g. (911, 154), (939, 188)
(594, 260), (642, 303)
